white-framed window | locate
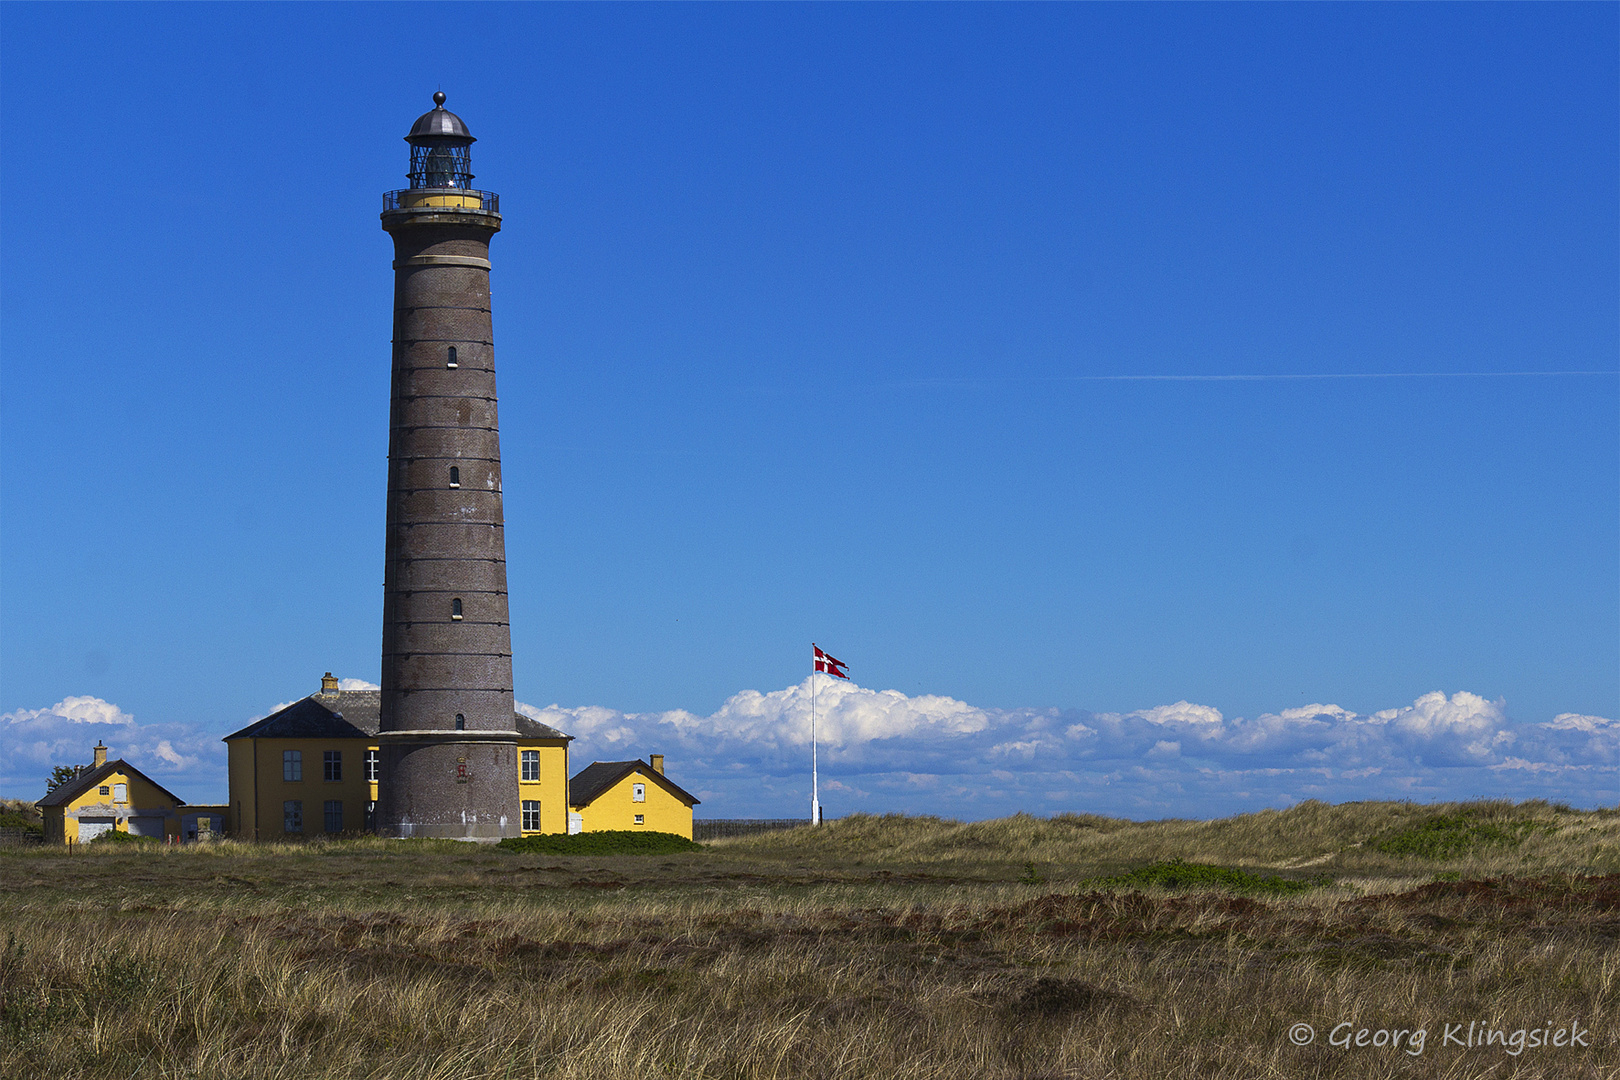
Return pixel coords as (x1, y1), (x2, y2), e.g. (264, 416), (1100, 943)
(113, 783), (127, 803)
(365, 749), (379, 783)
(633, 814), (644, 825)
(284, 800), (303, 833)
(283, 750), (302, 782)
(521, 750), (539, 782)
(522, 800), (541, 831)
(324, 750), (342, 781)
(631, 783), (646, 803)
(324, 800), (343, 833)
(99, 786), (110, 796)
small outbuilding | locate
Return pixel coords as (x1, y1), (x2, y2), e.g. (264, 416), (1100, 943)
(568, 755), (699, 839)
(39, 743), (187, 844)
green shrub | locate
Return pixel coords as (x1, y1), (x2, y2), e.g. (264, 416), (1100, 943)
(1093, 858), (1328, 895)
(1372, 812), (1549, 859)
(89, 829), (159, 845)
(0, 812), (42, 837)
(497, 830), (703, 855)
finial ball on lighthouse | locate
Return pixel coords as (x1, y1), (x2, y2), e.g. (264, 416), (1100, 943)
(433, 90), (446, 107)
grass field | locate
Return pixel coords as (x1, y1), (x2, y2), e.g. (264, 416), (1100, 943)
(2, 799), (1615, 1079)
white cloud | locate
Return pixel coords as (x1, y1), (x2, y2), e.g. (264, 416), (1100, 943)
(1547, 713), (1619, 732)
(339, 678), (380, 691)
(4, 681), (1613, 818)
(3, 695), (136, 728)
(1128, 701), (1225, 728)
(1, 696), (225, 800)
(151, 739), (198, 769)
(518, 681), (1620, 818)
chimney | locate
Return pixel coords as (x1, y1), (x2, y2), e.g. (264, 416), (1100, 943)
(321, 672), (339, 694)
(93, 742), (107, 768)
(649, 754), (664, 775)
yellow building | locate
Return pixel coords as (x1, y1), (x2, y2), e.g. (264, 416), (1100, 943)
(568, 755), (699, 840)
(225, 674), (573, 839)
(38, 742), (191, 844)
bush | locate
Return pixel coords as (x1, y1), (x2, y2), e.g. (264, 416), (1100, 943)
(1372, 812), (1548, 859)
(1093, 858), (1329, 895)
(0, 812), (42, 838)
(497, 830), (703, 855)
(88, 829), (159, 845)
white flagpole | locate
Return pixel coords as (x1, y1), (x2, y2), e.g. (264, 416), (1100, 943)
(811, 649), (820, 826)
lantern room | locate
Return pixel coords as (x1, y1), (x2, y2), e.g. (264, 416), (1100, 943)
(384, 92), (498, 214)
(406, 91), (475, 188)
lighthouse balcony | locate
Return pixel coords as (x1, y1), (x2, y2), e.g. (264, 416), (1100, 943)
(384, 188), (500, 213)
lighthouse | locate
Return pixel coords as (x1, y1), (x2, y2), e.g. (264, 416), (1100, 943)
(375, 93), (521, 839)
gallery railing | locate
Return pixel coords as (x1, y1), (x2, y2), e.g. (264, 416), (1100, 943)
(383, 188), (501, 214)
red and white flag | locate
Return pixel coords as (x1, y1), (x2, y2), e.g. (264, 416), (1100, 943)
(813, 644), (849, 680)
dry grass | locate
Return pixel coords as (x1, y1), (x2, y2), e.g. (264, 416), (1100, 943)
(1, 800), (1615, 1079)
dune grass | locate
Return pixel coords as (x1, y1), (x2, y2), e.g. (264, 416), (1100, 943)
(497, 829), (703, 855)
(714, 798), (1618, 878)
(1, 799), (1614, 1079)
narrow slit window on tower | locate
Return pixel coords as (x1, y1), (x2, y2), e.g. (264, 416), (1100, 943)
(447, 346), (458, 368)
(449, 466), (460, 488)
(455, 714), (466, 731)
(451, 598), (463, 620)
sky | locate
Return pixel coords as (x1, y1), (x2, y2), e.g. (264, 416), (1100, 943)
(2, 3), (1615, 816)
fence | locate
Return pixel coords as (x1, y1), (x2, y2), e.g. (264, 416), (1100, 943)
(0, 826), (42, 846)
(694, 819), (813, 841)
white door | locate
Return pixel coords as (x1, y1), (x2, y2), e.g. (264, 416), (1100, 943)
(78, 817), (115, 842)
(128, 816), (165, 837)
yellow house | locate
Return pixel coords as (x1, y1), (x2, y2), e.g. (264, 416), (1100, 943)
(569, 755), (699, 840)
(226, 674), (573, 839)
(38, 743), (188, 844)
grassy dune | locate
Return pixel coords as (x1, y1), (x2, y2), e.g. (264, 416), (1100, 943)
(1, 800), (1615, 1079)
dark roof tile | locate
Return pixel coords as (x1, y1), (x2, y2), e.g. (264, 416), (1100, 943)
(226, 692), (572, 742)
(38, 759), (185, 808)
(223, 697), (371, 741)
(569, 759), (699, 809)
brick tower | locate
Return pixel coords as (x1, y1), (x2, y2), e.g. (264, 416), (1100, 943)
(375, 92), (520, 839)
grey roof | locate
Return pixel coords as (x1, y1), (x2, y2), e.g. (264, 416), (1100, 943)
(569, 760), (699, 810)
(38, 759), (185, 808)
(406, 93), (475, 145)
(224, 690), (570, 742)
(223, 695), (373, 741)
(515, 713), (572, 740)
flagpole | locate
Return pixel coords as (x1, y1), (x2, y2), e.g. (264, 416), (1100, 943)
(811, 653), (820, 826)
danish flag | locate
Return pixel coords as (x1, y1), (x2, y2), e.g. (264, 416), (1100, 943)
(813, 644), (849, 680)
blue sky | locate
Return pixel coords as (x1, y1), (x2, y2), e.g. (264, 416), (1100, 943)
(2, 4), (1615, 815)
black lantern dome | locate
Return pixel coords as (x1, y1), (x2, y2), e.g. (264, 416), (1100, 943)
(405, 92), (475, 189)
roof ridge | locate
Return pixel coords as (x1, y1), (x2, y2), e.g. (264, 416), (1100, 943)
(37, 758), (187, 808)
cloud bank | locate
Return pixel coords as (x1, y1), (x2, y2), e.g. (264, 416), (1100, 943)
(520, 681), (1619, 818)
(1, 696), (227, 800)
(4, 681), (1613, 817)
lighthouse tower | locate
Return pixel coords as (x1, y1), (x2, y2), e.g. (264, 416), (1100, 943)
(375, 93), (520, 839)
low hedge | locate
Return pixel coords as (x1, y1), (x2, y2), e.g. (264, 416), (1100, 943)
(89, 829), (160, 845)
(497, 830), (703, 855)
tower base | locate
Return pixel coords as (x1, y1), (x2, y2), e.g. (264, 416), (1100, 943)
(375, 735), (522, 841)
